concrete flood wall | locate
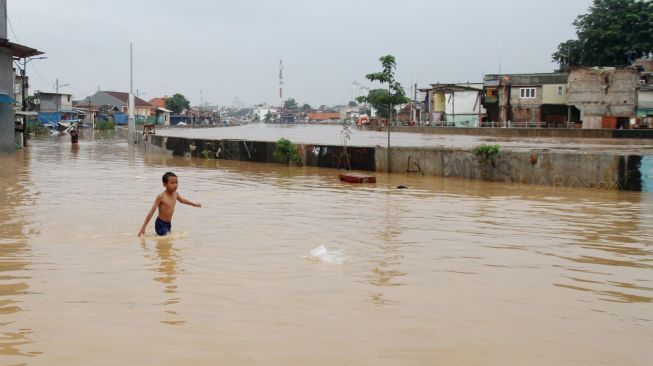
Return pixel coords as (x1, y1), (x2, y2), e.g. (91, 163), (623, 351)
(144, 135), (652, 192)
(358, 126), (653, 139)
(147, 135), (375, 171)
(376, 147), (650, 191)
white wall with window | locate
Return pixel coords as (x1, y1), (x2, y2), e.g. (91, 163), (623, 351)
(520, 88), (536, 99)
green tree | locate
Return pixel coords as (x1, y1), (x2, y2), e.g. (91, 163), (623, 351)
(348, 100), (357, 107)
(25, 96), (39, 111)
(283, 98), (298, 110)
(356, 89), (393, 118)
(355, 55), (410, 121)
(165, 93), (190, 114)
(552, 0), (653, 70)
(301, 103), (312, 111)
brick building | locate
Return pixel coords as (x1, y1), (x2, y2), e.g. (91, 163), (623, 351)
(567, 68), (639, 129)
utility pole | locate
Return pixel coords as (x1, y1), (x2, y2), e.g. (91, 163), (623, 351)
(409, 82), (413, 126)
(18, 57), (47, 146)
(279, 59), (283, 123)
(55, 78), (59, 117)
(128, 43), (135, 144)
(54, 78), (70, 122)
(21, 59), (26, 113)
(414, 82), (418, 125)
(387, 80), (392, 173)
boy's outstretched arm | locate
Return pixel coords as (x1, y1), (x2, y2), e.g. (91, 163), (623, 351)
(177, 194), (202, 208)
(138, 195), (161, 236)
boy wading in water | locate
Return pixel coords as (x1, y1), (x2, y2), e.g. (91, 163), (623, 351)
(138, 172), (201, 237)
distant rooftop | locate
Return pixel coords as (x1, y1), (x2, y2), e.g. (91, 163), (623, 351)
(484, 73), (568, 85)
(103, 91), (152, 107)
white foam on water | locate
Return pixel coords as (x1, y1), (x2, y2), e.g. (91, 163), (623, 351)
(135, 231), (189, 241)
(306, 245), (346, 264)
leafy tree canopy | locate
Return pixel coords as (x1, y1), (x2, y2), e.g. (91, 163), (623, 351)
(284, 98), (298, 110)
(165, 93), (190, 114)
(356, 89), (393, 118)
(356, 55), (410, 118)
(553, 0), (653, 69)
(301, 103), (312, 111)
(348, 101), (358, 107)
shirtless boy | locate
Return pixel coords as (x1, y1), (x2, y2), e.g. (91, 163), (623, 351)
(138, 172), (201, 236)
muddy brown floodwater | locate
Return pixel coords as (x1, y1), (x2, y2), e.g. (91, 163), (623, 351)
(1, 134), (652, 365)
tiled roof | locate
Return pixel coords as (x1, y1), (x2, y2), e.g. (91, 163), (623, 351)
(307, 112), (340, 120)
(104, 91), (153, 107)
(148, 97), (167, 108)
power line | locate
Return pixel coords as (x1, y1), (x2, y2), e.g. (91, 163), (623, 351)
(29, 63), (51, 86)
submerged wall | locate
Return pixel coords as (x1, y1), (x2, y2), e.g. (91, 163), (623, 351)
(144, 134), (652, 192)
(376, 147), (649, 191)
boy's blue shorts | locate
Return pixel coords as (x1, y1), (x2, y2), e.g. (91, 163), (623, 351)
(155, 217), (172, 236)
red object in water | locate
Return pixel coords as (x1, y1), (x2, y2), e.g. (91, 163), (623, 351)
(339, 173), (376, 184)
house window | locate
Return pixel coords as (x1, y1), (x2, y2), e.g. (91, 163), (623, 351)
(557, 86), (565, 96)
(520, 88), (536, 99)
(67, 95), (71, 102)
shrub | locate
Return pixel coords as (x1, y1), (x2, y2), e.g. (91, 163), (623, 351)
(472, 144), (501, 165)
(96, 120), (116, 130)
(273, 138), (302, 166)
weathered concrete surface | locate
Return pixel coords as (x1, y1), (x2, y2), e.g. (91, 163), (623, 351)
(568, 68), (639, 126)
(375, 147), (644, 190)
(144, 134), (652, 191)
(358, 125), (653, 139)
(146, 135), (376, 171)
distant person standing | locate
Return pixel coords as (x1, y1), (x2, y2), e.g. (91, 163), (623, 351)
(70, 126), (79, 144)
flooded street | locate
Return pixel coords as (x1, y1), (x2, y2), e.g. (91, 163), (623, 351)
(1, 134), (652, 365)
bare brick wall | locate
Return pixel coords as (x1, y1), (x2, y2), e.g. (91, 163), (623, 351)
(568, 68), (638, 117)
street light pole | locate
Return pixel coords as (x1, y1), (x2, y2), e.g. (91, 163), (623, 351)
(387, 82), (392, 173)
(14, 56), (47, 113)
(14, 56), (46, 147)
(21, 59), (26, 112)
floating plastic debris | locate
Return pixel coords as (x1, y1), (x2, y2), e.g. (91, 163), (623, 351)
(308, 245), (346, 264)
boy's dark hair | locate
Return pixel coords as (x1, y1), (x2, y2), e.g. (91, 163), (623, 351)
(162, 172), (177, 184)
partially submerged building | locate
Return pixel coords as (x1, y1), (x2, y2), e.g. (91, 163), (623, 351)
(82, 90), (155, 124)
(0, 1), (44, 152)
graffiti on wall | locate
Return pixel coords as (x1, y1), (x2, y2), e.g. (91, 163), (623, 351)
(310, 145), (375, 171)
(439, 153), (513, 179)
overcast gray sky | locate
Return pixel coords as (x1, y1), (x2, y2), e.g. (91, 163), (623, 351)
(10, 0), (593, 107)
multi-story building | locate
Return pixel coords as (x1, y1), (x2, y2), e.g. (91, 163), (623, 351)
(482, 73), (572, 127)
(567, 67), (639, 129)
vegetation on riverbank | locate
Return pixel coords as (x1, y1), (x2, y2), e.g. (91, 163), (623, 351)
(274, 138), (302, 166)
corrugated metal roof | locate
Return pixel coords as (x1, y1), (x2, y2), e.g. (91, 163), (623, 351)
(0, 38), (44, 58)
